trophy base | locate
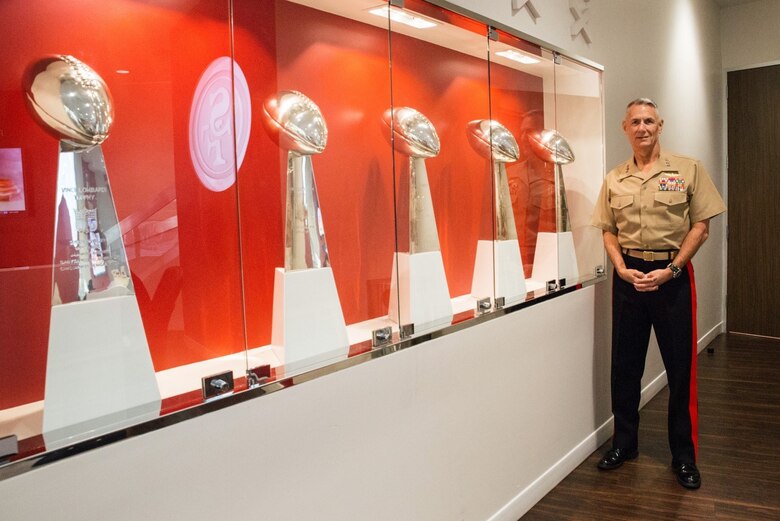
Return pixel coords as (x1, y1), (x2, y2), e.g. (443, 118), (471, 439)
(271, 267), (349, 374)
(43, 295), (161, 450)
(471, 239), (527, 306)
(388, 251), (453, 334)
(531, 231), (580, 285)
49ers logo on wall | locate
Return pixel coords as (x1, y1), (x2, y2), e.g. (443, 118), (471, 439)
(189, 57), (251, 192)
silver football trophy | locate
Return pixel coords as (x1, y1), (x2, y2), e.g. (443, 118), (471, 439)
(25, 55), (160, 449)
(527, 129), (575, 233)
(468, 120), (526, 305)
(527, 129), (579, 284)
(263, 91), (348, 370)
(384, 107), (452, 333)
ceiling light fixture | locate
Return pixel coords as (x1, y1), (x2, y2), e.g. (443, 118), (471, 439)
(368, 5), (437, 29)
(495, 49), (540, 65)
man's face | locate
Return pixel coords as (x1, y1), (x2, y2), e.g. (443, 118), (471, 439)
(622, 104), (663, 152)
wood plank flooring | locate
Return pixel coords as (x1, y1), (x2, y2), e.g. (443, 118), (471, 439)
(521, 333), (780, 520)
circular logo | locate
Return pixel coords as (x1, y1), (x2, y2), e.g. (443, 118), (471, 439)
(189, 57), (251, 192)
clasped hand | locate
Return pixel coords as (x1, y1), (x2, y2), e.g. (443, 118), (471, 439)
(619, 268), (672, 292)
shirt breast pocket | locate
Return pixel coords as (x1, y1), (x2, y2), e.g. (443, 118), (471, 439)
(654, 191), (688, 227)
(610, 194), (634, 210)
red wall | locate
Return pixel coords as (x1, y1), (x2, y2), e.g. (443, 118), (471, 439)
(0, 0), (243, 408)
(0, 0), (545, 411)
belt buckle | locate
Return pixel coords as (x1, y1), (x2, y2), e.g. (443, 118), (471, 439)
(642, 251), (654, 262)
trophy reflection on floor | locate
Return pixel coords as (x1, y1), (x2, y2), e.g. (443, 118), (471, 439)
(263, 91), (348, 371)
(527, 129), (579, 285)
(25, 55), (160, 449)
(468, 119), (527, 305)
(383, 107), (452, 334)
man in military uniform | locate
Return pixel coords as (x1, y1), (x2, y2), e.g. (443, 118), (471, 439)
(591, 98), (726, 489)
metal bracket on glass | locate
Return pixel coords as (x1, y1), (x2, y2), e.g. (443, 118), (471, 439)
(201, 371), (234, 402)
(476, 297), (492, 314)
(558, 278), (567, 289)
(390, 0), (404, 7)
(546, 279), (559, 293)
(595, 265), (605, 277)
(372, 326), (393, 348)
(400, 323), (415, 339)
(0, 435), (18, 463)
(488, 26), (499, 41)
(494, 296), (506, 310)
(247, 365), (271, 388)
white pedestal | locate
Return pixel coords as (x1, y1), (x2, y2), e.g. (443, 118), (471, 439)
(388, 251), (453, 334)
(531, 231), (579, 285)
(271, 267), (349, 373)
(43, 295), (161, 450)
(471, 239), (527, 306)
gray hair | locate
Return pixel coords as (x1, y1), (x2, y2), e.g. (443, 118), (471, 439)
(626, 97), (660, 116)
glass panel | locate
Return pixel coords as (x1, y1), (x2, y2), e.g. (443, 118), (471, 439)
(552, 55), (606, 286)
(0, 0), (246, 457)
(232, 0), (396, 377)
(388, 0), (492, 332)
(0, 0), (607, 468)
(488, 33), (557, 296)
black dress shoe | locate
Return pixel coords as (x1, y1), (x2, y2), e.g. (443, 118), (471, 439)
(674, 462), (701, 489)
(597, 448), (638, 470)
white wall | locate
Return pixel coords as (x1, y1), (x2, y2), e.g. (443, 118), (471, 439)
(2, 288), (613, 521)
(721, 0), (780, 71)
(0, 1), (730, 520)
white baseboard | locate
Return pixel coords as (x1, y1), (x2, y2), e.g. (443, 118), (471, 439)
(697, 320), (724, 354)
(486, 417), (614, 521)
(487, 356), (684, 520)
(486, 323), (722, 520)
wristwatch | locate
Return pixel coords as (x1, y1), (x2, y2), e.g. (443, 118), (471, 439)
(667, 262), (682, 279)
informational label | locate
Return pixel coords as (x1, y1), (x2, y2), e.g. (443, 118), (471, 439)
(188, 57), (251, 192)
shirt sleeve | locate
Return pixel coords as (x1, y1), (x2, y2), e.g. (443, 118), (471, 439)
(591, 176), (617, 234)
(689, 160), (726, 223)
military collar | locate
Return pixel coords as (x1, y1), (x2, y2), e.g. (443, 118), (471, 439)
(618, 152), (674, 181)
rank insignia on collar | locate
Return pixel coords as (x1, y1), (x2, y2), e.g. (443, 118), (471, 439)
(659, 173), (685, 192)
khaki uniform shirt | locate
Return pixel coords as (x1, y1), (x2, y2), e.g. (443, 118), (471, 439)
(591, 152), (726, 250)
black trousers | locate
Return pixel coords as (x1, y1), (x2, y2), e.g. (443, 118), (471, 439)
(611, 254), (699, 465)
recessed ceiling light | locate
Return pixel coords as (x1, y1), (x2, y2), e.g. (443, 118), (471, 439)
(495, 49), (540, 65)
(368, 5), (437, 29)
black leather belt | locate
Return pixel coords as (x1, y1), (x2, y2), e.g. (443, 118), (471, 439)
(622, 248), (678, 261)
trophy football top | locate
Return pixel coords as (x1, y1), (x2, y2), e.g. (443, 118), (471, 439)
(25, 55), (113, 148)
(383, 107), (440, 159)
(467, 119), (520, 163)
(527, 129), (575, 165)
(263, 90), (328, 155)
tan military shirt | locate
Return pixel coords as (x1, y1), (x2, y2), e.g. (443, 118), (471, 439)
(591, 152), (726, 250)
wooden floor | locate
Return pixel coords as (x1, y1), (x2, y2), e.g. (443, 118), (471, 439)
(522, 333), (780, 520)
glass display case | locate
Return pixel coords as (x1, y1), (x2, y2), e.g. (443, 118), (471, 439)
(0, 0), (605, 470)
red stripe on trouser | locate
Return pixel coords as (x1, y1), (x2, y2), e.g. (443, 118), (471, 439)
(687, 262), (699, 460)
